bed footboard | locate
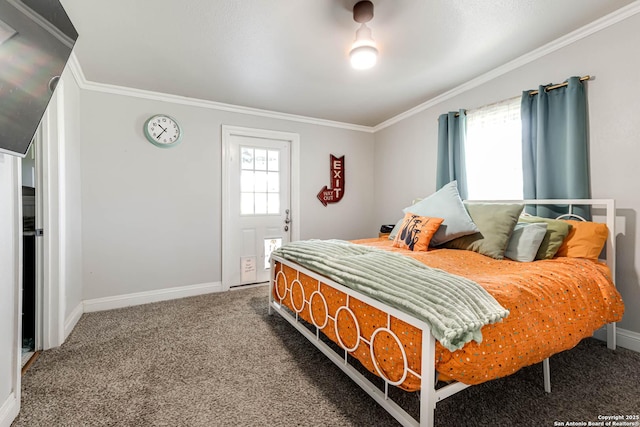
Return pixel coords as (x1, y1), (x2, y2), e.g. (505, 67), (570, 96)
(269, 256), (470, 427)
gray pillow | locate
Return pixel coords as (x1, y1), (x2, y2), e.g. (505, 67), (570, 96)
(504, 223), (548, 262)
(518, 216), (573, 260)
(394, 181), (478, 246)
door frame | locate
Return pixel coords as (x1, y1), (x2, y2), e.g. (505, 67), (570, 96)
(38, 81), (67, 350)
(221, 125), (300, 291)
(21, 79), (68, 352)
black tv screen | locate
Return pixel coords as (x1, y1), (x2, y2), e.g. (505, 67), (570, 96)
(0, 0), (77, 157)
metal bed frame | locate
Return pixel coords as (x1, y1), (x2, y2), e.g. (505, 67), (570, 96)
(268, 199), (617, 427)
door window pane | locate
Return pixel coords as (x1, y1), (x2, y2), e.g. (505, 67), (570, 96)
(240, 193), (254, 215)
(267, 193), (280, 214)
(254, 193), (267, 214)
(268, 150), (279, 171)
(240, 145), (281, 216)
(254, 171), (268, 193)
(267, 172), (279, 192)
(255, 149), (267, 170)
(240, 170), (254, 192)
(241, 148), (254, 170)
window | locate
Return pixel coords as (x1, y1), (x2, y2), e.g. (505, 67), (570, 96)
(240, 146), (280, 215)
(465, 96), (522, 200)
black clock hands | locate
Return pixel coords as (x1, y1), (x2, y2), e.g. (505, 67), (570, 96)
(156, 124), (167, 139)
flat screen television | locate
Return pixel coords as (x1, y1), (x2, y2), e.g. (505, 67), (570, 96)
(0, 0), (77, 157)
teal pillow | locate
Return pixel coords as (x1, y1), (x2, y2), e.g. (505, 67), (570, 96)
(504, 223), (548, 262)
(518, 216), (573, 260)
(443, 203), (524, 260)
(394, 181), (478, 246)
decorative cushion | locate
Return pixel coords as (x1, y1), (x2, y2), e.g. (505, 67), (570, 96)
(392, 213), (444, 252)
(388, 218), (405, 240)
(518, 216), (572, 260)
(504, 223), (548, 262)
(392, 181), (478, 246)
(443, 203), (524, 260)
(555, 220), (608, 259)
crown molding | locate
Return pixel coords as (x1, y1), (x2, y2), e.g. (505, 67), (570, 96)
(66, 54), (373, 133)
(66, 51), (85, 85)
(372, 1), (640, 132)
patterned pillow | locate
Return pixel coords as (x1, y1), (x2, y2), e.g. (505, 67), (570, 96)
(392, 213), (444, 252)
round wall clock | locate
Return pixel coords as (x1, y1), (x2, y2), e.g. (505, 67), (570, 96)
(143, 114), (182, 148)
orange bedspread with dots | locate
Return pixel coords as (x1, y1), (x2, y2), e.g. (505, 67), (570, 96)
(272, 238), (624, 391)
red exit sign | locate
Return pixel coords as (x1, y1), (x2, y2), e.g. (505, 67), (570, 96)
(317, 154), (344, 206)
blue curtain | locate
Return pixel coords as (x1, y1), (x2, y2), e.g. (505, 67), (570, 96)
(521, 76), (590, 219)
(436, 110), (468, 199)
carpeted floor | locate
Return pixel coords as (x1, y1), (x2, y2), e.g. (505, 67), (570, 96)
(13, 285), (640, 426)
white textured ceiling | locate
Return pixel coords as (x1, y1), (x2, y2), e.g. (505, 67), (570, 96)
(59, 0), (635, 127)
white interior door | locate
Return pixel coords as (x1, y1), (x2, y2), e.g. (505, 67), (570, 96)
(222, 126), (297, 289)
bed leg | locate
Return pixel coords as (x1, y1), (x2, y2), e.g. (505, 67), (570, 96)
(268, 261), (274, 316)
(543, 358), (551, 393)
(420, 332), (437, 427)
(607, 322), (616, 350)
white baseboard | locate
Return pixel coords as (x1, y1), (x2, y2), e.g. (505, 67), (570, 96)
(82, 281), (224, 313)
(593, 325), (640, 353)
(64, 302), (84, 341)
(0, 392), (19, 427)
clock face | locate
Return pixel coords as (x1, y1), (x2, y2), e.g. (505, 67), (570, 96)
(144, 115), (182, 147)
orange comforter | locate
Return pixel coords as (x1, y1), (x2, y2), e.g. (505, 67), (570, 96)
(272, 238), (624, 390)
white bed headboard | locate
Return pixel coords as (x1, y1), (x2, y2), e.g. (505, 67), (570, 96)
(465, 199), (616, 283)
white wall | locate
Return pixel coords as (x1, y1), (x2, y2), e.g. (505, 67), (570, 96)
(374, 12), (640, 337)
(79, 90), (375, 301)
(0, 155), (20, 426)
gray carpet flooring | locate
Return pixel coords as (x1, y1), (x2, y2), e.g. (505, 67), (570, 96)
(13, 285), (640, 426)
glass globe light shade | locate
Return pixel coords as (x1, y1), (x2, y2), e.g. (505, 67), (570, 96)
(350, 45), (378, 70)
(350, 23), (378, 70)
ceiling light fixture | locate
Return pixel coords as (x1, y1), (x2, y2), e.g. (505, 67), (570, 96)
(350, 0), (378, 70)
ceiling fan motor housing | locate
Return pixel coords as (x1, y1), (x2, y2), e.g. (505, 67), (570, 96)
(353, 1), (374, 24)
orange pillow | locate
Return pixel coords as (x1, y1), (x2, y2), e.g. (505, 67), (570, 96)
(555, 220), (608, 259)
(392, 213), (443, 252)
